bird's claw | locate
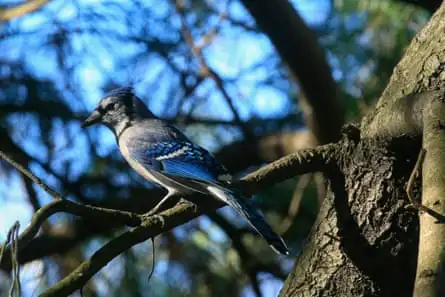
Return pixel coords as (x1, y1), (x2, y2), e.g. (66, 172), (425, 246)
(178, 198), (197, 213)
(142, 213), (165, 228)
(152, 214), (165, 228)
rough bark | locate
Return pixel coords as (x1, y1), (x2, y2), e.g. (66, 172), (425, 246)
(279, 3), (445, 297)
(416, 97), (445, 297)
(281, 129), (420, 297)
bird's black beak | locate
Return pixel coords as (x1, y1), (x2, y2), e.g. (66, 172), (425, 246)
(81, 110), (102, 128)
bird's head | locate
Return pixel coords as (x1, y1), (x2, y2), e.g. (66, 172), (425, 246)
(82, 87), (154, 132)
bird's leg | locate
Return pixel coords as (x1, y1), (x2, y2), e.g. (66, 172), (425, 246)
(145, 192), (175, 228)
(147, 191), (177, 216)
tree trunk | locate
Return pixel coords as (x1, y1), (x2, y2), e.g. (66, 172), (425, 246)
(279, 2), (445, 297)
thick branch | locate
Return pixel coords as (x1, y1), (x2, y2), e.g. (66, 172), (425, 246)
(358, 3), (445, 294)
(361, 90), (445, 139)
(359, 81), (445, 297)
(413, 97), (445, 297)
(239, 143), (337, 195)
(366, 90), (445, 296)
(39, 204), (196, 297)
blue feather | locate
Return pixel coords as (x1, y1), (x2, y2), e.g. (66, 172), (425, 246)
(130, 140), (229, 184)
(103, 87), (134, 99)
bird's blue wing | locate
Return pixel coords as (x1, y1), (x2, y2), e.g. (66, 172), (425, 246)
(127, 140), (230, 184)
(124, 138), (288, 255)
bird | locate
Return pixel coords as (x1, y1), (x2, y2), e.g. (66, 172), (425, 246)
(82, 87), (289, 255)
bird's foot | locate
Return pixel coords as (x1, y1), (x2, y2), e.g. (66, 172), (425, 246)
(178, 198), (198, 213)
(142, 212), (165, 228)
(152, 214), (165, 229)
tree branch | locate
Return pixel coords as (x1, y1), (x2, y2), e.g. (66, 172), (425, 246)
(0, 150), (62, 200)
(279, 174), (312, 233)
(0, 200), (142, 262)
(172, 0), (254, 138)
(39, 204), (193, 297)
(357, 11), (445, 291)
(413, 96), (445, 297)
(0, 127), (314, 269)
(238, 143), (337, 195)
(0, 0), (50, 22)
(0, 140), (337, 296)
(39, 143), (336, 296)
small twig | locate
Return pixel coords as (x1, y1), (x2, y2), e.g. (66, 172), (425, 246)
(0, 0), (50, 22)
(404, 149), (445, 221)
(0, 151), (143, 257)
(0, 150), (62, 200)
(0, 223), (15, 268)
(147, 237), (156, 283)
(279, 174), (311, 234)
(238, 143), (336, 195)
(172, 1), (253, 138)
(194, 11), (226, 53)
(2, 222), (21, 297)
(406, 149), (431, 212)
(0, 199), (143, 265)
(11, 222), (21, 297)
(39, 206), (193, 297)
(314, 172), (326, 206)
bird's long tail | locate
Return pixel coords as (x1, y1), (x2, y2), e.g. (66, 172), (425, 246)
(207, 185), (289, 255)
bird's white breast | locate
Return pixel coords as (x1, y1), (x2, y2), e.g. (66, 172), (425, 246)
(118, 130), (164, 186)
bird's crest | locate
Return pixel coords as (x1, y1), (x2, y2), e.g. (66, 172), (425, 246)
(103, 86), (135, 100)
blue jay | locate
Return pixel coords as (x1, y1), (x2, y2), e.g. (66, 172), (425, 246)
(82, 87), (288, 255)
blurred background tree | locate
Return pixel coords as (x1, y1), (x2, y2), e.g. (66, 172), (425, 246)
(0, 0), (434, 296)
